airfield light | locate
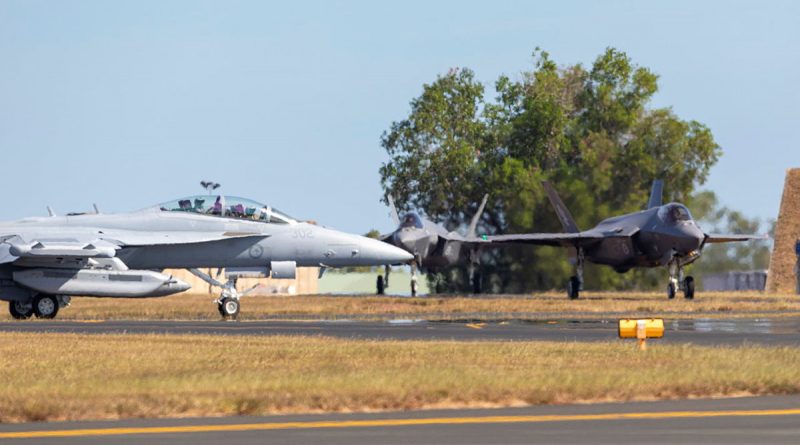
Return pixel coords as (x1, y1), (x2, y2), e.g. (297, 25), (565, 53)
(618, 318), (664, 350)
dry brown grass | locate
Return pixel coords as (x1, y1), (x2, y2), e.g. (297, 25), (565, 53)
(1, 332), (799, 423)
(2, 291), (800, 321)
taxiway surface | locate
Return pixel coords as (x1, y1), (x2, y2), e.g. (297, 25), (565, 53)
(1, 395), (798, 444)
(1, 317), (800, 345)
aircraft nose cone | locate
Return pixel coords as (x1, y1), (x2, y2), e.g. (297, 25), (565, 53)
(361, 237), (414, 264)
(682, 223), (705, 251)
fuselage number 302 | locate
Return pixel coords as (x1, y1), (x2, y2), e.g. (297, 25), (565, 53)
(292, 228), (314, 239)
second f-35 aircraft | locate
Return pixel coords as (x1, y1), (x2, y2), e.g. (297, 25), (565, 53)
(378, 195), (489, 296)
(488, 180), (764, 299)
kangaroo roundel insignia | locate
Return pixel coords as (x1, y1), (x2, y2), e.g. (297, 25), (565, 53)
(249, 244), (264, 259)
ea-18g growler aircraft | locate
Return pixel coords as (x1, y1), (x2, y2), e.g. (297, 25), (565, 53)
(488, 180), (764, 299)
(0, 190), (413, 320)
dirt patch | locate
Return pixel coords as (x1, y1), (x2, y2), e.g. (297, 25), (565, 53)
(767, 168), (800, 294)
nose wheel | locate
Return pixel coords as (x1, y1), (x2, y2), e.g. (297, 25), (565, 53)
(376, 265), (390, 295)
(189, 268), (257, 320)
(410, 258), (420, 297)
(218, 297), (241, 319)
(667, 259), (695, 299)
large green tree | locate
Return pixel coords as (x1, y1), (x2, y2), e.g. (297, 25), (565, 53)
(380, 48), (722, 292)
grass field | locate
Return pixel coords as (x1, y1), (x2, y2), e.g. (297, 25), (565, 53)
(1, 332), (799, 422)
(2, 291), (799, 321)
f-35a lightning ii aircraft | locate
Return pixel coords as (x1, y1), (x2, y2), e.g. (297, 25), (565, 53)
(488, 180), (764, 299)
(0, 192), (413, 320)
(378, 195), (488, 296)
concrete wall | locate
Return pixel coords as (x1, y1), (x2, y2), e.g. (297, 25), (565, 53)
(703, 271), (767, 291)
(164, 267), (319, 295)
(766, 168), (800, 294)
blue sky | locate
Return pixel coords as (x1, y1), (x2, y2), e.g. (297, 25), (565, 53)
(1, 0), (797, 234)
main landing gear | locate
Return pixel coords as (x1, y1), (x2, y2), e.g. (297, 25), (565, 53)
(667, 258), (695, 300)
(8, 295), (70, 320)
(467, 247), (482, 294)
(566, 248), (585, 299)
(410, 259), (419, 297)
(189, 268), (256, 320)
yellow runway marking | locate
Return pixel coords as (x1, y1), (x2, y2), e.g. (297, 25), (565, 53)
(2, 408), (800, 439)
(465, 323), (485, 329)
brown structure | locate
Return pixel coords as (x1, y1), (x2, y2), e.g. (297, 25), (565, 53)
(164, 267), (319, 296)
(766, 168), (800, 294)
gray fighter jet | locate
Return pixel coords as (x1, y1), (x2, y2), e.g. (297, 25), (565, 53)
(488, 180), (764, 299)
(378, 195), (488, 296)
(0, 192), (413, 320)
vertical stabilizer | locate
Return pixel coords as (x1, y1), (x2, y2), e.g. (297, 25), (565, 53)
(647, 179), (664, 209)
(467, 194), (489, 238)
(542, 181), (580, 233)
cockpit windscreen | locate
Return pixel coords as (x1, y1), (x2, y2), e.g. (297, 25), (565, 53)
(400, 213), (424, 229)
(658, 204), (692, 224)
(158, 195), (296, 224)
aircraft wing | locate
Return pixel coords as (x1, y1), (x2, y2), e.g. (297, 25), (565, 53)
(0, 234), (120, 266)
(704, 233), (768, 244)
(484, 232), (607, 248)
(0, 231), (269, 266)
(98, 229), (270, 247)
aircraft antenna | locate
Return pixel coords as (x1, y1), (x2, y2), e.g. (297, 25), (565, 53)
(201, 181), (221, 194)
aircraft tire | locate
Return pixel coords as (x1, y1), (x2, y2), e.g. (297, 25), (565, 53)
(411, 280), (417, 297)
(667, 282), (677, 299)
(472, 272), (482, 294)
(8, 301), (33, 320)
(684, 276), (695, 299)
(376, 275), (385, 295)
(33, 295), (59, 319)
(219, 297), (240, 320)
(567, 276), (580, 299)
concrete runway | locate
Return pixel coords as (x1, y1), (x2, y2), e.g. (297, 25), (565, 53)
(1, 395), (799, 444)
(1, 317), (800, 345)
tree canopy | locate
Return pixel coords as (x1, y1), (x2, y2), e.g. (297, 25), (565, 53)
(380, 48), (728, 292)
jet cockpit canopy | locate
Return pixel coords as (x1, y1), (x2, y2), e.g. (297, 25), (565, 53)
(400, 213), (424, 229)
(658, 203), (692, 225)
(158, 195), (296, 224)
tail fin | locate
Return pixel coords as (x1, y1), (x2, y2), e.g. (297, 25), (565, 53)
(467, 194), (489, 238)
(647, 179), (664, 209)
(542, 181), (580, 233)
(387, 195), (401, 227)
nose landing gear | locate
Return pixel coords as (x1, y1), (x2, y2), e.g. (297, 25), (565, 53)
(667, 258), (696, 300)
(189, 268), (256, 320)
